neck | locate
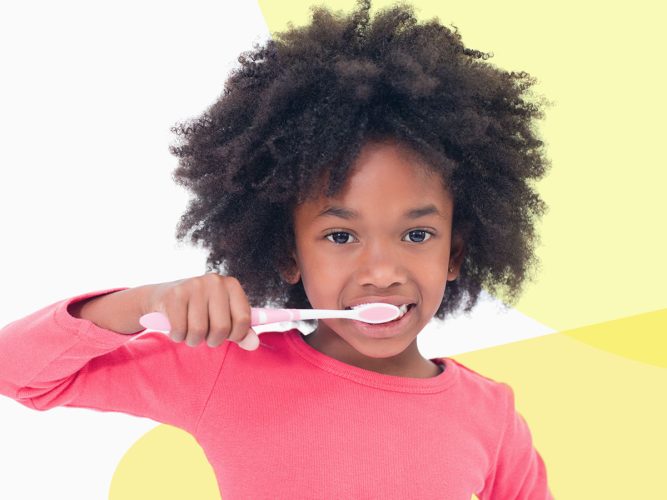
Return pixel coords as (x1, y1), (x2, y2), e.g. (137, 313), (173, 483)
(300, 329), (442, 379)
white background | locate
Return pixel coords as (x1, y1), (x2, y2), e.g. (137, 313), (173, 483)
(0, 1), (553, 498)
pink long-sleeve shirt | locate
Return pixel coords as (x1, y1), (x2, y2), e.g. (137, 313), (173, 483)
(0, 288), (553, 499)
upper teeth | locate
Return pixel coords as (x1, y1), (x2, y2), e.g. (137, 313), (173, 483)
(350, 303), (410, 317)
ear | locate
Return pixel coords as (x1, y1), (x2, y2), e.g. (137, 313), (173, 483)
(280, 249), (302, 285)
(447, 229), (466, 281)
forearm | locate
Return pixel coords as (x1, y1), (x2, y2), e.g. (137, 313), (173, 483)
(1, 287), (140, 401)
(67, 286), (150, 335)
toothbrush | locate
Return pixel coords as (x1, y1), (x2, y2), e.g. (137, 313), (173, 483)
(138, 303), (405, 332)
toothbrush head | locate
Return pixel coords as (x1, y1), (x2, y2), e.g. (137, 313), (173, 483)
(350, 303), (402, 324)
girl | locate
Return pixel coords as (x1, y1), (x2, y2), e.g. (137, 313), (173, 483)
(0, 0), (553, 497)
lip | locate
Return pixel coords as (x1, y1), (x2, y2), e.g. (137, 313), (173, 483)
(349, 303), (417, 339)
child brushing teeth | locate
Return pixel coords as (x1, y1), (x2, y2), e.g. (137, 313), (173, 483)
(0, 1), (554, 497)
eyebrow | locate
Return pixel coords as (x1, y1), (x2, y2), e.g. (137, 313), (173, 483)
(316, 204), (445, 220)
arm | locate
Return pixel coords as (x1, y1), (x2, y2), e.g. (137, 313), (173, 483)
(0, 288), (230, 435)
(66, 285), (149, 334)
(478, 384), (554, 500)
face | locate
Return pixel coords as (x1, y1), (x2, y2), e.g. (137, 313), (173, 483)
(285, 140), (465, 376)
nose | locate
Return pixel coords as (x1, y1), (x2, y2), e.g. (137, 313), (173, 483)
(355, 239), (408, 289)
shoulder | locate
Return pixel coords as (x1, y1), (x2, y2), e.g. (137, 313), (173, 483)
(444, 357), (512, 390)
(441, 357), (514, 411)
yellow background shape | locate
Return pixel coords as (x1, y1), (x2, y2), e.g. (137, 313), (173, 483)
(109, 1), (667, 498)
(108, 425), (219, 499)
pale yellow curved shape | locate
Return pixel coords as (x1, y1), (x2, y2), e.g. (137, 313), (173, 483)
(109, 1), (667, 497)
(108, 425), (219, 500)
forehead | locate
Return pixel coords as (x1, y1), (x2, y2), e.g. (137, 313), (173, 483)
(295, 140), (452, 222)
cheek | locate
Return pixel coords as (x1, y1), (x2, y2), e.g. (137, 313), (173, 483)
(417, 255), (449, 281)
(300, 252), (341, 283)
(299, 257), (346, 307)
(414, 259), (449, 308)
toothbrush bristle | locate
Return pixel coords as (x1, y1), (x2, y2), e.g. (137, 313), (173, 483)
(354, 303), (401, 324)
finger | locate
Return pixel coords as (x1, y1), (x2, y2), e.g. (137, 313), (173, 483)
(225, 277), (252, 345)
(238, 328), (260, 351)
(206, 285), (231, 348)
(165, 289), (188, 343)
(185, 294), (209, 347)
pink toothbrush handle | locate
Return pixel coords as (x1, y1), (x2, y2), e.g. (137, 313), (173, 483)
(250, 308), (303, 325)
(139, 308), (302, 331)
(139, 312), (172, 331)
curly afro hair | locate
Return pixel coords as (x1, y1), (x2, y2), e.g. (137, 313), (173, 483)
(169, 0), (551, 323)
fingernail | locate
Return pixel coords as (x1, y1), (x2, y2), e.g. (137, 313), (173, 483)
(238, 329), (260, 351)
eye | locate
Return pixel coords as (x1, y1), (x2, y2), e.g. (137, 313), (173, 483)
(403, 229), (434, 243)
(325, 231), (357, 245)
(324, 229), (434, 245)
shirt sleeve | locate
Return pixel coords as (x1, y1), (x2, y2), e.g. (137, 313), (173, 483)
(478, 383), (554, 500)
(0, 288), (231, 436)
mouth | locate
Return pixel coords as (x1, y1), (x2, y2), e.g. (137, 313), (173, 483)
(345, 303), (415, 320)
(345, 303), (417, 338)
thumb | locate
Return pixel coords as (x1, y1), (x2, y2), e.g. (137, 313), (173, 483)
(237, 328), (260, 351)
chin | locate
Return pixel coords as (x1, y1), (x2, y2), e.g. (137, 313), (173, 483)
(348, 333), (416, 357)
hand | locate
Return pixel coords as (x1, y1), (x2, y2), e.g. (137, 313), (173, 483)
(142, 273), (259, 350)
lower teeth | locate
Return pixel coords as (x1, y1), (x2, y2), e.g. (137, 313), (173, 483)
(392, 307), (410, 322)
